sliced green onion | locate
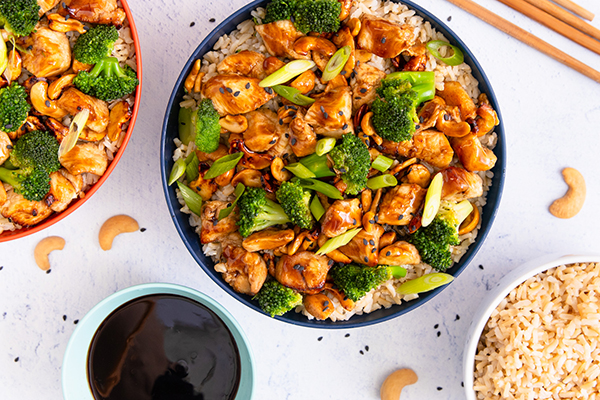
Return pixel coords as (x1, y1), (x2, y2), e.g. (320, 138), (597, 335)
(259, 59), (315, 87)
(203, 152), (243, 180)
(371, 155), (394, 172)
(285, 162), (316, 179)
(185, 152), (200, 182)
(454, 199), (474, 225)
(367, 174), (397, 190)
(384, 71), (435, 86)
(271, 85), (315, 106)
(178, 107), (196, 145)
(426, 40), (464, 66)
(322, 45), (351, 82)
(386, 265), (407, 278)
(59, 109), (90, 158)
(396, 273), (454, 295)
(218, 183), (246, 220)
(299, 153), (334, 178)
(316, 228), (361, 255)
(310, 195), (326, 221)
(0, 38), (7, 76)
(296, 178), (343, 200)
(421, 172), (443, 227)
(315, 138), (336, 156)
(168, 158), (187, 185)
(177, 181), (203, 216)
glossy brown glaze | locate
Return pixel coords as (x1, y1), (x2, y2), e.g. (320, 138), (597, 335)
(320, 198), (362, 237)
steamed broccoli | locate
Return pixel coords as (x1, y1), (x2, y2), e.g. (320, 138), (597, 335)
(0, 83), (30, 134)
(73, 24), (119, 65)
(237, 186), (290, 237)
(0, 0), (40, 37)
(73, 56), (139, 101)
(253, 280), (303, 317)
(330, 264), (407, 302)
(194, 99), (221, 153)
(263, 0), (297, 24)
(276, 180), (313, 230)
(293, 0), (341, 34)
(329, 133), (371, 195)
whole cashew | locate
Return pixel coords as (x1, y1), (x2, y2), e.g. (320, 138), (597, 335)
(98, 215), (139, 250)
(380, 368), (418, 400)
(34, 236), (66, 271)
(549, 168), (586, 219)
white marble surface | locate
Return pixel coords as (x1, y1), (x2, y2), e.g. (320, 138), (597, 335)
(1, 0), (600, 398)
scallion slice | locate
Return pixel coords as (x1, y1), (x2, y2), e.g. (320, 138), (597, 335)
(218, 183), (245, 220)
(0, 38), (7, 76)
(396, 273), (454, 295)
(177, 181), (203, 216)
(384, 71), (435, 86)
(316, 228), (361, 255)
(454, 199), (474, 225)
(259, 59), (315, 87)
(271, 85), (315, 106)
(322, 45), (351, 82)
(168, 158), (187, 185)
(185, 152), (200, 182)
(426, 40), (464, 66)
(371, 155), (394, 172)
(178, 107), (196, 145)
(421, 172), (443, 227)
(366, 174), (397, 190)
(315, 137), (336, 156)
(203, 152), (243, 180)
(59, 109), (90, 158)
(310, 195), (326, 221)
(285, 162), (316, 179)
(296, 178), (343, 200)
(299, 153), (334, 178)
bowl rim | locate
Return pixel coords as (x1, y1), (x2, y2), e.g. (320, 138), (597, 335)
(61, 282), (255, 400)
(463, 253), (600, 400)
(0, 0), (143, 243)
(160, 0), (506, 328)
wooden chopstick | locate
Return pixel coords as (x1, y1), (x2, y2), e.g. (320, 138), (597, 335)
(496, 0), (600, 56)
(443, 0), (600, 83)
(522, 0), (600, 41)
(550, 0), (594, 21)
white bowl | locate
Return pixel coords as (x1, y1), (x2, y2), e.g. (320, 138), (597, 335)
(463, 253), (600, 400)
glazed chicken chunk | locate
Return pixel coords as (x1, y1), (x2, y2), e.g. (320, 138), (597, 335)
(203, 75), (276, 116)
(56, 88), (110, 133)
(304, 86), (353, 138)
(289, 110), (317, 157)
(376, 184), (426, 226)
(221, 246), (268, 296)
(320, 198), (362, 238)
(200, 201), (239, 244)
(357, 15), (415, 59)
(378, 241), (421, 266)
(243, 109), (279, 152)
(440, 166), (483, 202)
(59, 0), (126, 27)
(381, 129), (454, 169)
(242, 228), (295, 252)
(47, 171), (79, 213)
(275, 251), (331, 293)
(450, 133), (497, 172)
(0, 190), (52, 227)
(217, 50), (266, 79)
(255, 20), (308, 59)
(339, 224), (384, 267)
(59, 142), (108, 176)
(351, 62), (386, 111)
(19, 28), (71, 78)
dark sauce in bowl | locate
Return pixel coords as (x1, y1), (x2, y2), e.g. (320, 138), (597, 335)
(87, 294), (240, 400)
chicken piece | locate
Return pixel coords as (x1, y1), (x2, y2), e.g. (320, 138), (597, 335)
(59, 0), (126, 27)
(0, 190), (53, 227)
(289, 70), (316, 94)
(400, 163), (431, 188)
(356, 15), (415, 59)
(107, 100), (132, 142)
(339, 224), (384, 267)
(200, 201), (238, 244)
(376, 184), (426, 226)
(351, 61), (386, 111)
(38, 0), (62, 14)
(18, 28), (71, 78)
(203, 75), (276, 116)
(242, 228), (295, 252)
(303, 293), (334, 320)
(217, 50), (266, 79)
(0, 131), (11, 165)
(332, 27), (356, 76)
(228, 133), (275, 170)
(267, 122), (292, 160)
(189, 173), (218, 201)
(304, 85), (353, 138)
(47, 171), (78, 212)
(59, 142), (108, 176)
(196, 144), (229, 163)
(221, 246), (268, 296)
(381, 129), (454, 169)
(450, 133), (497, 172)
(56, 88), (110, 133)
(289, 110), (317, 157)
(243, 109), (279, 152)
(440, 166), (483, 202)
(378, 241), (421, 265)
(320, 198), (362, 238)
(275, 251), (331, 293)
(437, 81), (477, 121)
(0, 183), (6, 206)
(255, 20), (308, 59)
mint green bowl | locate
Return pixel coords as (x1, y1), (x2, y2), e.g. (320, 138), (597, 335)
(62, 283), (255, 400)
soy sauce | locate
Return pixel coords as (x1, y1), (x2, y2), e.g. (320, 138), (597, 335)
(87, 294), (240, 400)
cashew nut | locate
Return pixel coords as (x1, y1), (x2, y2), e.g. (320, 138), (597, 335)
(549, 168), (586, 219)
(47, 13), (86, 34)
(72, 59), (92, 73)
(219, 114), (248, 133)
(48, 74), (76, 100)
(271, 157), (291, 182)
(290, 70), (316, 94)
(231, 169), (262, 188)
(347, 18), (361, 36)
(380, 368), (418, 400)
(34, 236), (65, 271)
(184, 59), (202, 93)
(263, 56), (285, 75)
(98, 215), (139, 250)
(30, 81), (68, 119)
(293, 36), (337, 57)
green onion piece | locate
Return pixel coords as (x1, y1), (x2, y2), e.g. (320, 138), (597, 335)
(176, 181), (203, 216)
(421, 172), (443, 227)
(426, 40), (464, 66)
(296, 178), (343, 200)
(310, 195), (326, 221)
(168, 158), (186, 185)
(178, 107), (196, 145)
(371, 155), (394, 172)
(315, 137), (336, 156)
(204, 152), (243, 180)
(59, 109), (90, 158)
(367, 174), (397, 190)
(299, 153), (335, 178)
(322, 45), (351, 82)
(259, 59), (316, 87)
(218, 183), (246, 220)
(271, 85), (315, 106)
(316, 228), (361, 255)
(384, 71), (434, 85)
(0, 38), (7, 76)
(396, 273), (454, 295)
(389, 266), (407, 278)
(285, 162), (316, 179)
(454, 199), (474, 225)
(185, 152), (200, 182)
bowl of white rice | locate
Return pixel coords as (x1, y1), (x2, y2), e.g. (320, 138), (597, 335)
(464, 254), (600, 400)
(161, 0), (505, 327)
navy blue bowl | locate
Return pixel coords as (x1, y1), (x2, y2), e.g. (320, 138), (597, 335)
(160, 0), (506, 328)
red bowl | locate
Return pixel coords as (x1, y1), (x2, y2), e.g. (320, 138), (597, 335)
(0, 0), (142, 242)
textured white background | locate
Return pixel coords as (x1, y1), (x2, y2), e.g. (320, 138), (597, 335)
(1, 0), (600, 398)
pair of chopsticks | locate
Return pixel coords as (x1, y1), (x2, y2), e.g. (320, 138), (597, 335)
(444, 0), (600, 83)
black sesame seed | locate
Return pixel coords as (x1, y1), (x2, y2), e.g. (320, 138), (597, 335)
(359, 350), (364, 355)
(269, 138), (276, 144)
(278, 119), (284, 126)
(363, 239), (368, 245)
(209, 18), (216, 22)
(479, 264), (484, 270)
(0, 266), (3, 271)
(342, 123), (348, 130)
(283, 153), (289, 158)
(265, 87), (273, 94)
(226, 87), (233, 93)
(437, 387), (443, 391)
(338, 111), (343, 116)
(284, 133), (289, 138)
(365, 139), (370, 146)
(31, 209), (37, 216)
(234, 91), (240, 97)
(291, 138), (297, 145)
(46, 269), (51, 274)
(345, 333), (350, 337)
(447, 16), (452, 22)
(374, 215), (379, 222)
(6, 144), (12, 149)
(350, 72), (356, 79)
(73, 319), (79, 324)
(419, 116), (424, 123)
(364, 256), (369, 263)
(83, 26), (89, 31)
(62, 315), (67, 321)
(190, 22), (195, 27)
(14, 357), (19, 362)
(289, 111), (296, 117)
(45, 100), (51, 107)
(444, 113), (450, 121)
(371, 248), (376, 253)
(386, 251), (391, 256)
(437, 331), (441, 337)
(328, 259), (334, 266)
(369, 239), (375, 246)
(5, 124), (12, 130)
(320, 105), (325, 113)
(352, 218), (357, 225)
(244, 83), (251, 90)
(461, 382), (464, 387)
(365, 345), (369, 351)
(323, 112), (328, 119)
(219, 87), (225, 94)
(360, 88), (367, 94)
(339, 167), (347, 173)
(355, 96), (362, 100)
(27, 45), (33, 51)
(289, 105), (298, 110)
(318, 336), (323, 341)
(343, 295), (348, 301)
(369, 219), (375, 224)
(213, 220), (218, 226)
(290, 15), (295, 23)
(397, 214), (403, 220)
(415, 124), (421, 130)
(434, 323), (439, 329)
(323, 301), (329, 306)
(455, 314), (460, 320)
(64, 14), (69, 20)
(340, 70), (347, 75)
(356, 61), (360, 66)
(381, 37), (386, 43)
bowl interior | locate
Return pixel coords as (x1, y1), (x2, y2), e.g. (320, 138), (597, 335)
(160, 0), (506, 328)
(62, 283), (255, 400)
(0, 0), (143, 243)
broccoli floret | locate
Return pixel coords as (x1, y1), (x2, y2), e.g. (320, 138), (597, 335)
(73, 56), (139, 101)
(263, 0), (297, 24)
(237, 186), (291, 237)
(253, 280), (303, 317)
(0, 167), (50, 202)
(329, 133), (371, 195)
(330, 264), (407, 302)
(293, 0), (341, 33)
(371, 79), (420, 143)
(194, 99), (220, 153)
(0, 82), (30, 134)
(72, 25), (119, 65)
(276, 180), (313, 230)
(0, 0), (40, 37)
